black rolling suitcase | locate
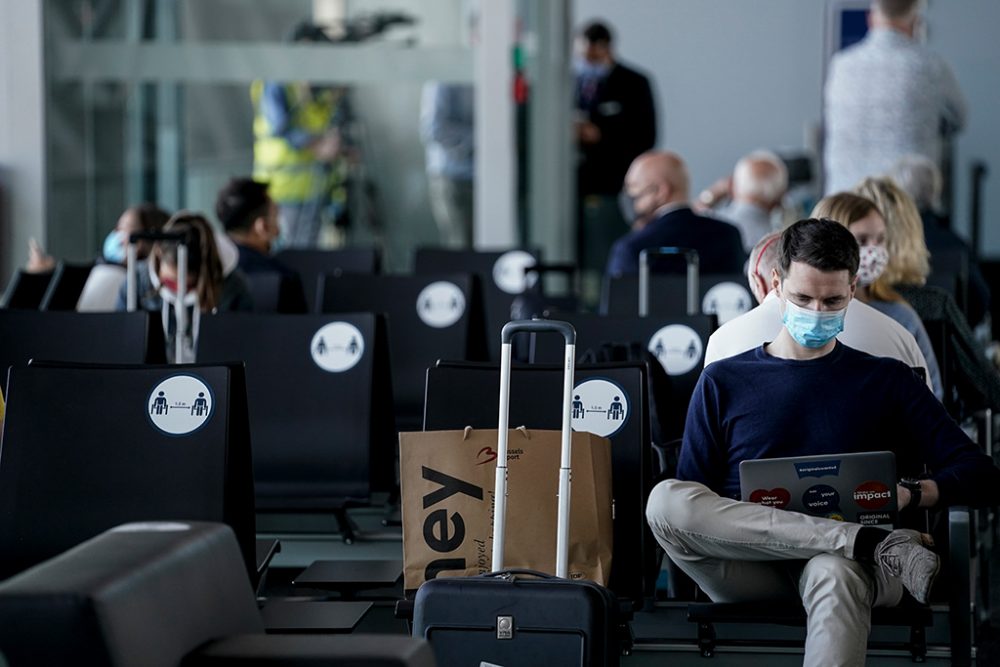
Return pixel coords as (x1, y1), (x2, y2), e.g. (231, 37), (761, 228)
(411, 320), (622, 667)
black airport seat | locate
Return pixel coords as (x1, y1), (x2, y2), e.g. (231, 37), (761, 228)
(1, 269), (53, 310)
(199, 313), (396, 539)
(39, 260), (94, 310)
(0, 362), (255, 582)
(602, 272), (753, 324)
(274, 247), (381, 312)
(414, 247), (541, 361)
(0, 522), (435, 667)
(318, 272), (487, 432)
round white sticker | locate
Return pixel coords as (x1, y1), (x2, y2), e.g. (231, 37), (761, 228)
(416, 281), (466, 328)
(648, 325), (703, 376)
(702, 281), (753, 325)
(311, 321), (365, 373)
(147, 374), (214, 436)
(492, 250), (538, 294)
(571, 378), (630, 438)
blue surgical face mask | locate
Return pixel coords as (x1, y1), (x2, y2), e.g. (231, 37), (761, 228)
(573, 56), (611, 80)
(102, 230), (126, 264)
(781, 297), (846, 349)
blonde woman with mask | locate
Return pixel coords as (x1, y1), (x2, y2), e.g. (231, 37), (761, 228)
(854, 177), (1000, 413)
(811, 193), (942, 399)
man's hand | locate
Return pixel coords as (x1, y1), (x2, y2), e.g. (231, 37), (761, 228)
(27, 238), (55, 273)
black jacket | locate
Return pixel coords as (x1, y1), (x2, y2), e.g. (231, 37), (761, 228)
(577, 62), (657, 196)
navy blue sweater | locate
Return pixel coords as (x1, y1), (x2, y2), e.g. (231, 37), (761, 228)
(677, 342), (1000, 507)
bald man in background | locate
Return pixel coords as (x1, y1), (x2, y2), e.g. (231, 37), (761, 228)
(605, 150), (745, 277)
(704, 230), (933, 394)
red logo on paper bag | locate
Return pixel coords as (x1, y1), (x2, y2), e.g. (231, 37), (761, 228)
(748, 488), (791, 509)
(476, 447), (498, 465)
(853, 481), (892, 510)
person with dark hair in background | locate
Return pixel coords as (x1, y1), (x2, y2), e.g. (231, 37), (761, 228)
(647, 218), (1000, 667)
(116, 212), (253, 361)
(823, 0), (966, 193)
(251, 22), (351, 249)
(575, 20), (657, 300)
(216, 177), (307, 313)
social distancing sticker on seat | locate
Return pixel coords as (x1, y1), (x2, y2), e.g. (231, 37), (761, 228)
(147, 374), (214, 436)
(492, 250), (537, 294)
(648, 324), (703, 376)
(417, 281), (465, 328)
(571, 378), (629, 438)
(702, 281), (753, 324)
(311, 321), (365, 372)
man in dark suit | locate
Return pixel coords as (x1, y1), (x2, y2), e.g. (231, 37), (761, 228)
(575, 21), (657, 300)
(606, 151), (747, 277)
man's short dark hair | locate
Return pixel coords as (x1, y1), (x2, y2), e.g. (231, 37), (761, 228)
(216, 178), (270, 233)
(874, 0), (920, 21)
(582, 21), (613, 45)
(778, 218), (860, 279)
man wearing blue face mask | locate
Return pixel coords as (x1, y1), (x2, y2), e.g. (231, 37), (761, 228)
(645, 218), (1000, 666)
(574, 20), (657, 304)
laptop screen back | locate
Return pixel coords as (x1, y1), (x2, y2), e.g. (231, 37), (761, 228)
(740, 451), (898, 529)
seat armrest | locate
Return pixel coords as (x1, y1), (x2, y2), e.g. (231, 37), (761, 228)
(948, 506), (972, 666)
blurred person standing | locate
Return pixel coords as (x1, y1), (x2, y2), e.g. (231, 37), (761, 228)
(823, 0), (966, 194)
(251, 22), (351, 249)
(575, 21), (656, 297)
(420, 82), (474, 248)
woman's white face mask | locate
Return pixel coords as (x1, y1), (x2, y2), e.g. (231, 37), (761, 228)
(857, 244), (889, 286)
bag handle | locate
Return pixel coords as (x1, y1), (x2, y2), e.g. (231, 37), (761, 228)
(494, 319), (576, 579)
(638, 247), (699, 316)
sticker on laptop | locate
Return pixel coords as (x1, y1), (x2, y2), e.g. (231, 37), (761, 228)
(858, 511), (894, 527)
(702, 281), (753, 324)
(311, 321), (365, 372)
(748, 488), (791, 509)
(794, 460), (841, 479)
(571, 378), (629, 438)
(417, 281), (466, 328)
(493, 250), (537, 294)
(147, 374), (214, 436)
(648, 324), (703, 376)
(853, 481), (893, 510)
(803, 484), (840, 515)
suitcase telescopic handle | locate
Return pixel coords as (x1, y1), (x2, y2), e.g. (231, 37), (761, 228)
(494, 319), (577, 579)
(500, 319), (576, 345)
(126, 230), (191, 363)
(638, 247), (699, 317)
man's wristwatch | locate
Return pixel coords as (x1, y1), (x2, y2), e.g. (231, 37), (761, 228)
(900, 478), (923, 510)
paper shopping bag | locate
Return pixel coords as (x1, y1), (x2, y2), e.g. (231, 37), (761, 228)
(399, 426), (612, 590)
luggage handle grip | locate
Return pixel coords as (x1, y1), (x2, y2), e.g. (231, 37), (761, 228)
(501, 319), (576, 345)
(483, 568), (558, 581)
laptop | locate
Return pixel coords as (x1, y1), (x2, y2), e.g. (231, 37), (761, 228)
(740, 451), (898, 529)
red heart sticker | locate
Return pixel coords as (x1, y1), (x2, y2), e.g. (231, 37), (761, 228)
(749, 488), (791, 509)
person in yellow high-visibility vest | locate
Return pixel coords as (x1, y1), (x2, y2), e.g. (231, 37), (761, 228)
(251, 23), (349, 248)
